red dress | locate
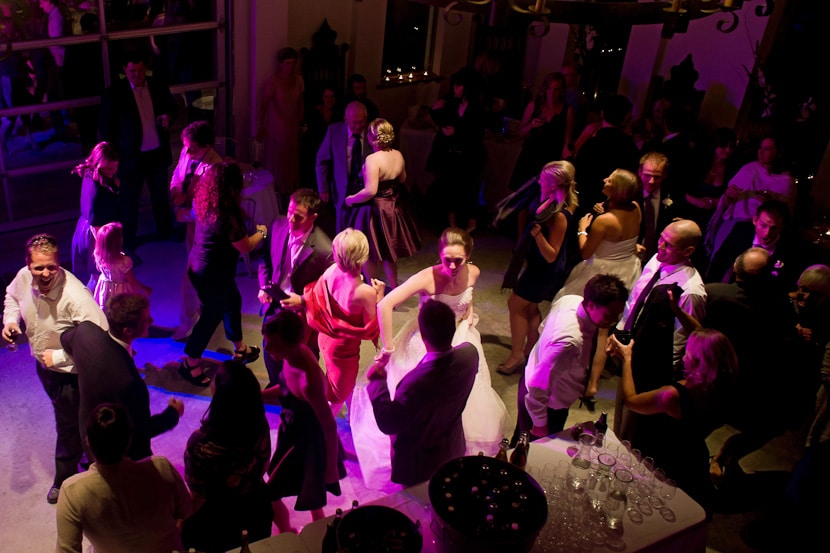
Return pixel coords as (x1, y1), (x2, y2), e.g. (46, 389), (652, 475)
(304, 279), (379, 403)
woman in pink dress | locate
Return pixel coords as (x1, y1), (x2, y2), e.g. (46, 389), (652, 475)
(303, 228), (385, 418)
(256, 47), (304, 205)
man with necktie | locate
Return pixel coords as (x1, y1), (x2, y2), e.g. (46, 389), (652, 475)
(100, 50), (177, 260)
(257, 188), (333, 387)
(705, 199), (798, 291)
(637, 152), (675, 263)
(61, 293), (184, 464)
(613, 219), (707, 445)
(512, 274), (628, 445)
(316, 101), (370, 236)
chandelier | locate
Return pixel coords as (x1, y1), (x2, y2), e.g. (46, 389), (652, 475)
(440, 0), (774, 38)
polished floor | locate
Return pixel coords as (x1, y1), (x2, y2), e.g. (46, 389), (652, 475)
(0, 210), (807, 552)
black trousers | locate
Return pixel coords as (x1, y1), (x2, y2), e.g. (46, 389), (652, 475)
(118, 148), (172, 250)
(36, 363), (83, 488)
(511, 371), (569, 447)
(185, 269), (244, 359)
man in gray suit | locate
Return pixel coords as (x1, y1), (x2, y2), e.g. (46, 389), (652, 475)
(315, 101), (369, 235)
(367, 299), (477, 487)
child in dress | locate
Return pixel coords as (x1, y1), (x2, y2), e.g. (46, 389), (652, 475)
(93, 222), (151, 309)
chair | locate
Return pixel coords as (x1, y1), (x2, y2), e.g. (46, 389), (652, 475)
(239, 197), (257, 277)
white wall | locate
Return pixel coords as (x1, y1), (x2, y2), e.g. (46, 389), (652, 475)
(623, 10), (769, 130)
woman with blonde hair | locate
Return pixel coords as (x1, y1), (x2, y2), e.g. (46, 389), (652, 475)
(497, 160), (580, 375)
(345, 118), (422, 288)
(607, 328), (737, 516)
(553, 168), (643, 404)
(303, 228), (385, 418)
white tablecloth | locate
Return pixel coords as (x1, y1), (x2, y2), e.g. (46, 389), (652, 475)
(235, 428), (706, 553)
(243, 169), (281, 225)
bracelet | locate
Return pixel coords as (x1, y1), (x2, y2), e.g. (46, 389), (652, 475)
(257, 229), (267, 239)
(577, 231), (588, 237)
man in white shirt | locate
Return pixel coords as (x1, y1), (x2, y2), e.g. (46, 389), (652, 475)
(514, 274), (628, 443)
(2, 233), (108, 503)
(613, 219), (706, 439)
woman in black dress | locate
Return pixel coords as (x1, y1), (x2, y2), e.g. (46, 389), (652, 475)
(70, 141), (121, 288)
(182, 360), (273, 552)
(345, 118), (421, 288)
(178, 162), (269, 386)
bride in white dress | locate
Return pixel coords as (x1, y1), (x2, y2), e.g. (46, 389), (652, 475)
(553, 168), (643, 401)
(350, 227), (509, 490)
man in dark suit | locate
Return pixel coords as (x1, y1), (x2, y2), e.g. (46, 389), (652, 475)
(637, 151), (680, 262)
(705, 199), (798, 290)
(703, 247), (794, 485)
(366, 299), (477, 487)
(258, 188), (333, 387)
(315, 101), (369, 236)
(100, 50), (178, 256)
(61, 293), (183, 462)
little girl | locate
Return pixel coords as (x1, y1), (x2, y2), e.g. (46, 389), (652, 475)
(93, 222), (152, 309)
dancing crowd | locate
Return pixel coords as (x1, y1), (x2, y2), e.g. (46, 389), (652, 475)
(3, 51), (830, 553)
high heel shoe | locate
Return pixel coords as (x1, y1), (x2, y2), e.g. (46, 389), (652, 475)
(578, 396), (596, 412)
(233, 345), (261, 364)
(496, 356), (525, 376)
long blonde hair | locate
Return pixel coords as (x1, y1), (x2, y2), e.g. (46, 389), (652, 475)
(539, 160), (578, 208)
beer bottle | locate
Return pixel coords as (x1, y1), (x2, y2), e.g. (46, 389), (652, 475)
(495, 438), (510, 462)
(509, 431), (529, 470)
(239, 530), (252, 553)
(595, 412), (608, 447)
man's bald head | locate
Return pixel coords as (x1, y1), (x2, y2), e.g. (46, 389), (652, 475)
(669, 219), (702, 250)
(734, 247), (771, 282)
(345, 101), (368, 136)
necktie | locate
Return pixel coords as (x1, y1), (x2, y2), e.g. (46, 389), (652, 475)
(624, 267), (662, 331)
(643, 194), (657, 256)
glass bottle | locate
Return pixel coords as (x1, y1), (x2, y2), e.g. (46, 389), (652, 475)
(239, 530), (251, 553)
(509, 431), (529, 470)
(6, 328), (19, 352)
(595, 412), (608, 447)
(495, 438), (509, 462)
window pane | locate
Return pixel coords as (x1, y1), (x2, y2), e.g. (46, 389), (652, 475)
(382, 0), (430, 75)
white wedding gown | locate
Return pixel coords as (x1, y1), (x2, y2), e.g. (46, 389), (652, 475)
(350, 287), (510, 490)
(553, 237), (642, 302)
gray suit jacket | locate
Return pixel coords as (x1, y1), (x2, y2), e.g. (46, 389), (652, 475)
(315, 122), (369, 233)
(368, 343), (478, 486)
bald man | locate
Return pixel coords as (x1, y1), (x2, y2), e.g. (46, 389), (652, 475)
(315, 101), (370, 235)
(612, 219), (707, 442)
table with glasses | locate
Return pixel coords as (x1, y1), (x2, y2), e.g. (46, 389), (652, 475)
(228, 426), (706, 553)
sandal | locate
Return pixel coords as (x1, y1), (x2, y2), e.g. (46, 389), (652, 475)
(177, 359), (211, 387)
(233, 345), (261, 364)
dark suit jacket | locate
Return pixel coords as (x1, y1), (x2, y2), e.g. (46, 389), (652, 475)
(99, 76), (177, 169)
(368, 343), (478, 486)
(639, 187), (679, 261)
(705, 221), (799, 289)
(315, 122), (369, 233)
(61, 321), (179, 461)
(257, 218), (333, 300)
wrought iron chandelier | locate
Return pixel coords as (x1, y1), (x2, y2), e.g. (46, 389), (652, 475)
(440, 0), (774, 37)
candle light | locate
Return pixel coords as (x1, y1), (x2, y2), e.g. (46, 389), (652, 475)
(534, 0), (544, 13)
(724, 0), (733, 6)
(408, 73), (414, 79)
(670, 0), (681, 11)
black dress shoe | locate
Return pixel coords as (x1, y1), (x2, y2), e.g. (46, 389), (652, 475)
(47, 486), (60, 504)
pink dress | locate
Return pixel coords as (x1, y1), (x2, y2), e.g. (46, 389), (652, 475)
(303, 279), (379, 404)
(93, 253), (147, 309)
